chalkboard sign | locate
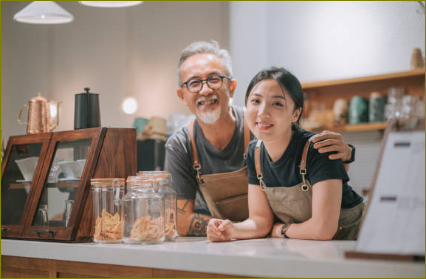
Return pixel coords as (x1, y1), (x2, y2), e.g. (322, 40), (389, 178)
(347, 118), (425, 261)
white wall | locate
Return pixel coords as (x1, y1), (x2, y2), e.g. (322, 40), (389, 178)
(230, 1), (425, 195)
(230, 1), (425, 106)
(1, 1), (229, 141)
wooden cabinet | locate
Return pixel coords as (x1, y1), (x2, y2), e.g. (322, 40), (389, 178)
(301, 69), (425, 132)
(1, 128), (136, 242)
(1, 256), (240, 278)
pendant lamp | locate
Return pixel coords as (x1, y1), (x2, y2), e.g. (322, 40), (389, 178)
(14, 1), (73, 24)
(79, 1), (143, 8)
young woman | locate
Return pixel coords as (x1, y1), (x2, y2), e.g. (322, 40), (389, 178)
(206, 67), (364, 241)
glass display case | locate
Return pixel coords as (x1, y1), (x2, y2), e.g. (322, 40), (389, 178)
(1, 128), (136, 242)
(1, 133), (51, 238)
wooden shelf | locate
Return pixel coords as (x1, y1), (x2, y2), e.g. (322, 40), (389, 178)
(301, 69), (424, 133)
(302, 68), (425, 90)
(9, 181), (80, 189)
(9, 183), (31, 190)
(308, 122), (388, 133)
(46, 182), (80, 188)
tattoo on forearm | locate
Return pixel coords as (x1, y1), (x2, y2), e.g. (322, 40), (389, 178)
(187, 214), (209, 236)
(177, 200), (193, 214)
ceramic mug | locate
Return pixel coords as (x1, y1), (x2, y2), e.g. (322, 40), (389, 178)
(348, 96), (368, 124)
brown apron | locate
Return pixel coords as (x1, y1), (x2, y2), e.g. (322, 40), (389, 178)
(188, 114), (251, 221)
(255, 139), (364, 240)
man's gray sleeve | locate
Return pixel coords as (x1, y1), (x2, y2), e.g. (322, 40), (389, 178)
(164, 138), (198, 200)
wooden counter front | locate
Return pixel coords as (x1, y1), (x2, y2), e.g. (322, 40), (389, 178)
(1, 238), (424, 278)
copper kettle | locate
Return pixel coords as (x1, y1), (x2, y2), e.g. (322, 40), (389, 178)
(17, 93), (61, 134)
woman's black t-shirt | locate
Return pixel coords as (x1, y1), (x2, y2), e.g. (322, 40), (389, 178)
(246, 126), (363, 209)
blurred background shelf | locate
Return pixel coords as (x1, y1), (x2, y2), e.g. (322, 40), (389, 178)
(309, 122), (388, 133)
(302, 69), (424, 133)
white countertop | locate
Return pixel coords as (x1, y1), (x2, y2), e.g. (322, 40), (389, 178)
(1, 238), (424, 278)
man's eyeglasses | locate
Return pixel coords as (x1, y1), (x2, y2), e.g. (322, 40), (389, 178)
(182, 75), (231, 93)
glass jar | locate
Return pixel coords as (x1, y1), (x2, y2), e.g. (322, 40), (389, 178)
(122, 176), (165, 244)
(138, 171), (178, 241)
(401, 95), (419, 119)
(91, 178), (125, 243)
(385, 87), (405, 120)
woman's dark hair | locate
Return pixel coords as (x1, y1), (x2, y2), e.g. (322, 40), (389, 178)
(245, 66), (304, 127)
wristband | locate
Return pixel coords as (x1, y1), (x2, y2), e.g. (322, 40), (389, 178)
(280, 222), (292, 238)
(342, 144), (355, 164)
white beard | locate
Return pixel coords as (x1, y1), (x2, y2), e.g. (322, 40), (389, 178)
(196, 95), (221, 124)
(197, 106), (221, 124)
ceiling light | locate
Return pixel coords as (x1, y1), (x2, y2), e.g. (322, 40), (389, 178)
(79, 1), (143, 8)
(14, 1), (74, 25)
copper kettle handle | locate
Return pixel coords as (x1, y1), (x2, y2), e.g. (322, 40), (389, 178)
(49, 101), (62, 131)
(17, 104), (28, 125)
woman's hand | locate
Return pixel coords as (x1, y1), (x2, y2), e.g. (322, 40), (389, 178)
(207, 218), (236, 242)
(311, 131), (352, 162)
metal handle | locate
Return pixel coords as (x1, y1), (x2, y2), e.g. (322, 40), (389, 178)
(1, 227), (10, 235)
(35, 229), (56, 238)
(17, 104), (28, 125)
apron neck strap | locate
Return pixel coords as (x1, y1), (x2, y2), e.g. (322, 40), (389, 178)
(254, 135), (315, 190)
(299, 136), (315, 174)
(243, 111), (250, 157)
(188, 119), (200, 170)
(188, 119), (203, 183)
(254, 140), (266, 190)
(189, 111), (250, 171)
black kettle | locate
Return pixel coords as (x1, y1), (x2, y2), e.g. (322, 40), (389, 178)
(74, 87), (101, 129)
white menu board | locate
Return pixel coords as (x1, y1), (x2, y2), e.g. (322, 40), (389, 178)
(356, 126), (425, 256)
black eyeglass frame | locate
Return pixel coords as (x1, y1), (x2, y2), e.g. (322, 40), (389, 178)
(181, 75), (231, 93)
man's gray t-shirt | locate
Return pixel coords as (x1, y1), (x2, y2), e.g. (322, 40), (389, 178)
(164, 106), (247, 212)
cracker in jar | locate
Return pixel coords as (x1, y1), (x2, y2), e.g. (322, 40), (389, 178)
(94, 209), (122, 241)
(129, 216), (164, 242)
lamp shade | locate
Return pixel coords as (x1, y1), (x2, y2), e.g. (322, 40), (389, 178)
(14, 1), (73, 24)
(79, 1), (143, 8)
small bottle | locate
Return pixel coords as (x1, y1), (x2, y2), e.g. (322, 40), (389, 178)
(137, 171), (178, 241)
(411, 48), (424, 70)
(91, 178), (125, 243)
(122, 176), (165, 244)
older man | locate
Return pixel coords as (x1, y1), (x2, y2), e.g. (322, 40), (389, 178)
(165, 41), (355, 236)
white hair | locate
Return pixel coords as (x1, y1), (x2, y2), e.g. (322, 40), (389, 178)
(177, 40), (233, 86)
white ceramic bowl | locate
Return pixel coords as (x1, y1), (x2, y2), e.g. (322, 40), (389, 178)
(15, 157), (39, 181)
(76, 159), (86, 178)
(59, 161), (81, 180)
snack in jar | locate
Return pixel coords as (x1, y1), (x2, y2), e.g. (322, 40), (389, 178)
(137, 171), (177, 241)
(123, 176), (165, 244)
(91, 178), (125, 243)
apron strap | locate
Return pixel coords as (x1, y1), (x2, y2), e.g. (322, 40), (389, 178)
(254, 135), (316, 192)
(189, 111), (250, 183)
(254, 140), (266, 191)
(299, 136), (315, 192)
(299, 136), (315, 175)
(188, 120), (203, 183)
(243, 111), (250, 158)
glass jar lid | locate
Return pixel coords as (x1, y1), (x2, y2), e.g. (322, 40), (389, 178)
(137, 171), (172, 182)
(91, 178), (125, 188)
(126, 176), (158, 186)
